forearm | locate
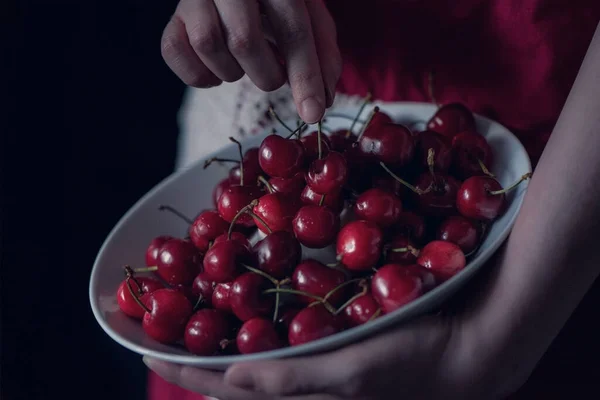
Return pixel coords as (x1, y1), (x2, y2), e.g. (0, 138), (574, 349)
(468, 22), (600, 392)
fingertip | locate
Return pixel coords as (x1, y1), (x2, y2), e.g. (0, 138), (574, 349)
(224, 364), (255, 389)
(300, 96), (325, 123)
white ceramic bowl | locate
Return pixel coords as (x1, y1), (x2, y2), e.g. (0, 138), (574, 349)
(89, 102), (531, 370)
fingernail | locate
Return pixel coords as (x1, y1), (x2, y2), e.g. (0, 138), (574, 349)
(224, 368), (255, 389)
(300, 96), (325, 123)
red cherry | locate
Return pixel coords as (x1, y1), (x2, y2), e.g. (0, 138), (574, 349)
(189, 210), (229, 253)
(385, 234), (418, 265)
(117, 277), (163, 319)
(237, 318), (283, 354)
(456, 176), (505, 221)
(156, 238), (203, 286)
(203, 240), (249, 283)
(336, 220), (383, 271)
(212, 282), (233, 313)
(252, 192), (299, 234)
(192, 272), (215, 307)
(306, 151), (348, 195)
(413, 173), (461, 217)
(437, 216), (480, 254)
(417, 240), (466, 282)
(184, 309), (231, 355)
(371, 264), (423, 314)
(228, 147), (264, 185)
(145, 235), (174, 267)
(402, 264), (437, 292)
(427, 102), (476, 138)
(359, 123), (415, 167)
(213, 178), (232, 208)
(354, 188), (402, 228)
(451, 131), (494, 179)
(142, 288), (193, 344)
(394, 211), (427, 243)
(253, 231), (302, 279)
(371, 174), (404, 197)
(415, 130), (453, 172)
(173, 284), (198, 304)
(230, 272), (275, 321)
(275, 306), (302, 337)
(300, 185), (345, 214)
(343, 293), (380, 328)
(217, 185), (263, 227)
(362, 110), (393, 138)
(292, 259), (347, 306)
(212, 231), (251, 251)
(258, 134), (305, 178)
(293, 205), (340, 249)
(288, 304), (340, 346)
(269, 172), (306, 198)
(300, 130), (331, 165)
(328, 129), (355, 153)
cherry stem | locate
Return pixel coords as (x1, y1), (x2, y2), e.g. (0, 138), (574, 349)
(427, 148), (436, 177)
(272, 282), (282, 323)
(262, 288), (336, 313)
(488, 172), (533, 196)
(257, 175), (275, 194)
(379, 162), (427, 195)
(368, 308), (382, 321)
(133, 266), (158, 273)
(317, 121), (323, 160)
(242, 264), (279, 286)
(285, 121), (307, 139)
(346, 92), (372, 138)
(229, 137), (244, 186)
(390, 246), (421, 257)
(125, 276), (151, 313)
(158, 205), (194, 225)
(356, 106), (380, 141)
(227, 199), (259, 239)
(318, 194), (325, 206)
(334, 280), (369, 315)
(323, 278), (365, 304)
(246, 209), (273, 235)
(478, 159), (495, 177)
(193, 295), (204, 312)
(325, 261), (349, 276)
(124, 265), (144, 295)
(203, 157), (240, 169)
(269, 106), (294, 133)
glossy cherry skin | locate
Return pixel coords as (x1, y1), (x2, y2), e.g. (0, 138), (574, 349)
(385, 234), (418, 265)
(189, 210), (229, 253)
(237, 317), (283, 354)
(212, 232), (251, 251)
(306, 151), (348, 195)
(258, 134), (305, 178)
(156, 238), (203, 286)
(371, 264), (423, 314)
(336, 220), (383, 271)
(230, 272), (275, 322)
(402, 264), (437, 292)
(359, 123), (415, 167)
(253, 231), (302, 279)
(362, 110), (394, 138)
(145, 235), (174, 267)
(354, 188), (402, 228)
(413, 173), (461, 217)
(437, 216), (480, 254)
(343, 293), (381, 328)
(288, 304), (341, 346)
(212, 282), (233, 312)
(417, 240), (466, 282)
(427, 102), (476, 138)
(184, 309), (231, 356)
(300, 185), (345, 214)
(451, 131), (494, 179)
(293, 205), (340, 249)
(269, 172), (306, 198)
(415, 130), (453, 172)
(142, 288), (193, 344)
(292, 259), (347, 306)
(192, 272), (215, 307)
(394, 211), (427, 243)
(456, 176), (505, 221)
(228, 147), (264, 185)
(252, 192), (299, 234)
(213, 178), (232, 208)
(217, 185), (263, 227)
(117, 277), (163, 319)
(300, 130), (331, 165)
(328, 129), (355, 153)
(203, 240), (249, 283)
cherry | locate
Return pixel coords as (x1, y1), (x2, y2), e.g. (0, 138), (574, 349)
(213, 231), (251, 251)
(228, 147), (264, 185)
(354, 188), (402, 228)
(385, 234), (419, 265)
(451, 131), (494, 179)
(145, 235), (174, 267)
(371, 174), (404, 197)
(288, 304), (341, 346)
(371, 264), (423, 314)
(402, 264), (437, 292)
(292, 259), (347, 306)
(427, 102), (476, 138)
(417, 240), (466, 282)
(217, 185), (263, 227)
(173, 284), (198, 304)
(230, 272), (275, 321)
(361, 108), (393, 139)
(142, 288), (193, 344)
(213, 178), (232, 208)
(359, 122), (415, 167)
(117, 275), (163, 319)
(184, 309), (231, 356)
(192, 272), (215, 307)
(415, 130), (453, 172)
(293, 205), (340, 249)
(253, 230), (302, 280)
(328, 129), (354, 153)
(306, 151), (348, 195)
(437, 215), (480, 254)
(189, 210), (229, 253)
(269, 172), (306, 199)
(237, 318), (283, 354)
(156, 238), (203, 286)
(203, 240), (249, 283)
(252, 192), (299, 234)
(394, 211), (427, 243)
(300, 185), (345, 214)
(343, 293), (381, 328)
(258, 134), (305, 178)
(413, 172), (461, 217)
(456, 173), (531, 221)
(336, 220), (383, 271)
(300, 130), (331, 164)
(275, 306), (302, 336)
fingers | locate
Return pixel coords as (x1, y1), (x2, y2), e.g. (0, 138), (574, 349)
(161, 15), (222, 88)
(262, 0), (326, 123)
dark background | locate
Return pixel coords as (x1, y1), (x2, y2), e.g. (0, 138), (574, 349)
(2, 1), (600, 399)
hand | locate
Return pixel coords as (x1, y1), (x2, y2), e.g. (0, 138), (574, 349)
(160, 0), (342, 123)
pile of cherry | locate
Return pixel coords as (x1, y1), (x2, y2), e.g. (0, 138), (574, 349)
(116, 101), (532, 356)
